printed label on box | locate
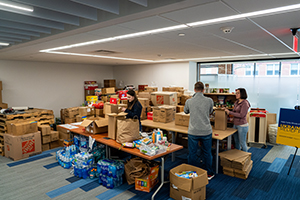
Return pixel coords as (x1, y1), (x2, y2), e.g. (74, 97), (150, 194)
(156, 95), (164, 105)
(22, 139), (35, 154)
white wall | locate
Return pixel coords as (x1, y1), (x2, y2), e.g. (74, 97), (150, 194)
(112, 62), (190, 91)
(0, 60), (114, 118)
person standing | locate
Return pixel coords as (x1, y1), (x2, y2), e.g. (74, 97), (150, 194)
(224, 88), (250, 152)
(184, 81), (215, 180)
(121, 90), (143, 131)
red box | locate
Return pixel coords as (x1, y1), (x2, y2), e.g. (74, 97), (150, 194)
(110, 98), (117, 104)
(119, 90), (128, 100)
(147, 112), (153, 120)
(138, 85), (148, 91)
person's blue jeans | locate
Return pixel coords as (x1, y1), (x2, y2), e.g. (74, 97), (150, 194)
(188, 134), (213, 175)
(233, 125), (249, 152)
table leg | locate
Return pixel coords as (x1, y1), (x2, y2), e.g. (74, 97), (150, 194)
(152, 157), (168, 200)
(227, 135), (232, 150)
(216, 139), (219, 174)
(171, 131), (175, 162)
(106, 145), (108, 158)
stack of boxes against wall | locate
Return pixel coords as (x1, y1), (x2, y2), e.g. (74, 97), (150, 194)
(2, 108), (56, 160)
(0, 81), (8, 156)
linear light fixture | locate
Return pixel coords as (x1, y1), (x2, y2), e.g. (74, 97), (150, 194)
(0, 42), (9, 46)
(40, 3), (300, 62)
(0, 0), (33, 12)
(46, 51), (154, 62)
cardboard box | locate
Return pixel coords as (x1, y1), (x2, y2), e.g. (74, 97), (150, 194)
(76, 115), (86, 122)
(95, 108), (104, 117)
(57, 126), (71, 140)
(0, 103), (8, 109)
(42, 143), (50, 151)
(176, 105), (184, 113)
(162, 86), (184, 92)
(214, 109), (227, 130)
(120, 100), (128, 105)
(81, 117), (108, 134)
(0, 81), (2, 90)
(104, 102), (118, 115)
(138, 84), (148, 91)
(50, 131), (59, 141)
(4, 131), (42, 161)
(144, 87), (158, 92)
(153, 105), (176, 123)
(107, 113), (127, 139)
(7, 121), (38, 136)
(138, 92), (151, 99)
(79, 107), (88, 116)
(175, 112), (190, 126)
(219, 149), (252, 170)
(180, 95), (192, 105)
(104, 79), (116, 88)
(170, 164), (208, 200)
(64, 117), (76, 124)
(38, 125), (51, 136)
(64, 107), (79, 118)
(50, 140), (61, 149)
(151, 92), (177, 106)
(0, 91), (2, 103)
(42, 135), (51, 144)
(135, 165), (159, 192)
(102, 87), (115, 94)
(138, 98), (150, 108)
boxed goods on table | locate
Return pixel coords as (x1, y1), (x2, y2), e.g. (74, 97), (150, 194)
(103, 102), (118, 115)
(170, 164), (208, 200)
(151, 92), (177, 106)
(144, 87), (158, 92)
(219, 149), (252, 179)
(81, 117), (108, 134)
(153, 105), (176, 123)
(175, 112), (190, 127)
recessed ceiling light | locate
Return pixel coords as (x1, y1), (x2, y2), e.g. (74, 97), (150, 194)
(178, 33), (185, 37)
(0, 0), (33, 12)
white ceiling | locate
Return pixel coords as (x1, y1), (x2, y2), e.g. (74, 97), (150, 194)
(0, 0), (299, 65)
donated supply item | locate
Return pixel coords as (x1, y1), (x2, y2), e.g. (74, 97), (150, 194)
(97, 159), (124, 189)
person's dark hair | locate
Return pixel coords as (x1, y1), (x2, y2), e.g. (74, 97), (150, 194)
(127, 90), (138, 110)
(194, 81), (204, 92)
(237, 88), (248, 99)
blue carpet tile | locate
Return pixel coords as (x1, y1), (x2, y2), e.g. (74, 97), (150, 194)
(7, 153), (53, 167)
(231, 176), (258, 199)
(44, 161), (59, 169)
(128, 182), (170, 200)
(284, 154), (300, 168)
(96, 183), (134, 199)
(254, 171), (278, 192)
(46, 178), (95, 198)
(66, 176), (82, 183)
(80, 179), (100, 192)
(267, 157), (287, 173)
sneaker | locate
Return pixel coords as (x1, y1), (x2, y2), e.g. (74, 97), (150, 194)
(208, 174), (215, 180)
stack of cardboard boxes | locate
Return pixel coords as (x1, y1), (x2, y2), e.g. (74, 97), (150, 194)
(219, 149), (253, 179)
(0, 81), (8, 109)
(4, 121), (42, 161)
(153, 105), (176, 123)
(38, 125), (61, 151)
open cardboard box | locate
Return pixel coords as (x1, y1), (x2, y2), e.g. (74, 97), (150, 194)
(81, 117), (108, 134)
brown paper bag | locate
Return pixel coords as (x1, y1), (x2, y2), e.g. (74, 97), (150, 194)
(116, 118), (140, 143)
(124, 158), (150, 185)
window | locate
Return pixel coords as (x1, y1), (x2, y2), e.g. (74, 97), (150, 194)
(232, 63), (255, 76)
(266, 64), (279, 75)
(291, 63), (299, 75)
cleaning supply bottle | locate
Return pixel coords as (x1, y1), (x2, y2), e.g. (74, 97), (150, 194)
(152, 129), (156, 143)
(156, 128), (163, 143)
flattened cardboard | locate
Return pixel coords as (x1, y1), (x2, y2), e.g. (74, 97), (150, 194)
(234, 160), (253, 179)
(4, 131), (42, 161)
(219, 149), (252, 169)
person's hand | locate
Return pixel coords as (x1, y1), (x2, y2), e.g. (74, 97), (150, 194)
(224, 108), (230, 115)
(121, 107), (126, 112)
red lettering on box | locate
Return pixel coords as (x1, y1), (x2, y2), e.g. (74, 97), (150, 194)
(22, 139), (35, 154)
(156, 95), (164, 104)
